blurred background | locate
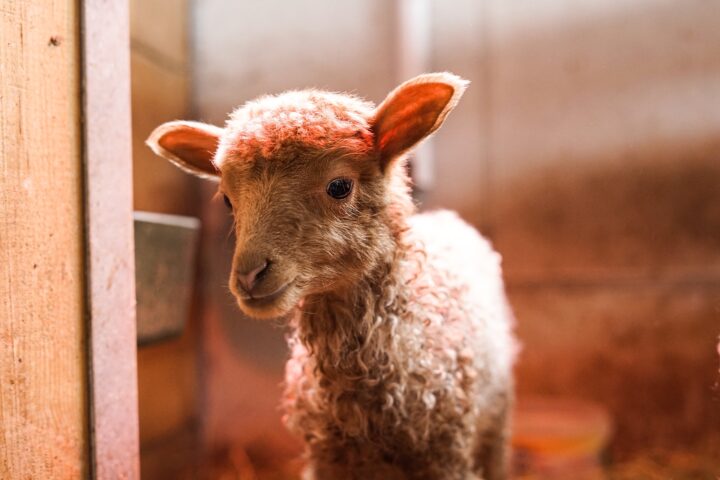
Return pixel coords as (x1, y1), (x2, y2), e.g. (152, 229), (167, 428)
(129, 0), (720, 478)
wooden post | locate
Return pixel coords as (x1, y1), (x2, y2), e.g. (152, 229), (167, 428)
(0, 1), (88, 478)
(0, 0), (139, 478)
(81, 0), (140, 478)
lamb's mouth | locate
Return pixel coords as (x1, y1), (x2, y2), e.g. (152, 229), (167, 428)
(240, 281), (294, 309)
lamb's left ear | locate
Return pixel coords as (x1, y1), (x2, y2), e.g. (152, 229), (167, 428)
(146, 120), (224, 180)
(371, 72), (468, 170)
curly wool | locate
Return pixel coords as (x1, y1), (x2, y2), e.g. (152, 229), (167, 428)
(283, 208), (515, 480)
(218, 86), (515, 479)
(217, 90), (376, 165)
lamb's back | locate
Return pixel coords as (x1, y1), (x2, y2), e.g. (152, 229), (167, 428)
(405, 210), (515, 386)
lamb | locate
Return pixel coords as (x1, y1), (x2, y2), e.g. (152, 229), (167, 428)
(146, 73), (515, 480)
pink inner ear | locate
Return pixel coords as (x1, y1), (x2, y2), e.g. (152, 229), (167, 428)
(158, 125), (220, 175)
(374, 82), (454, 166)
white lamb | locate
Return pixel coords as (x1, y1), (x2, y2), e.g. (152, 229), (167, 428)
(147, 72), (516, 479)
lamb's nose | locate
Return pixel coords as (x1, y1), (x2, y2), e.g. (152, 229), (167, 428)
(236, 259), (270, 293)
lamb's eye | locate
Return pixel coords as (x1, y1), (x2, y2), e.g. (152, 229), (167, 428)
(223, 194), (233, 210)
(326, 178), (353, 199)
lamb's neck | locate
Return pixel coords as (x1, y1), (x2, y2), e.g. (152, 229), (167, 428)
(294, 253), (409, 384)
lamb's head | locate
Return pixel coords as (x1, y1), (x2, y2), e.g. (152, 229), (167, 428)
(147, 73), (467, 319)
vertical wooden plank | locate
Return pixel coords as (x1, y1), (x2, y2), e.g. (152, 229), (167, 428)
(81, 0), (140, 478)
(0, 1), (87, 478)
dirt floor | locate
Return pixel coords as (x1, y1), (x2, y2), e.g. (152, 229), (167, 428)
(607, 435), (720, 480)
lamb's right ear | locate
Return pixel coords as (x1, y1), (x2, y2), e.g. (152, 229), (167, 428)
(146, 121), (223, 180)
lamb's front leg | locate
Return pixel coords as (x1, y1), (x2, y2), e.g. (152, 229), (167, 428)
(475, 421), (510, 480)
(303, 435), (482, 480)
(302, 458), (408, 480)
(301, 439), (408, 480)
(474, 389), (513, 480)
(303, 457), (481, 480)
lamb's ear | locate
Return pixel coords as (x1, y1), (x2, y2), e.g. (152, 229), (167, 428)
(146, 120), (223, 180)
(371, 72), (468, 170)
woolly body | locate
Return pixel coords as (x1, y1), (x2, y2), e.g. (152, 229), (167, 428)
(285, 211), (514, 479)
(146, 73), (515, 479)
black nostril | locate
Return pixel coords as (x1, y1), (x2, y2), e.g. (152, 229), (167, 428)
(256, 260), (270, 281)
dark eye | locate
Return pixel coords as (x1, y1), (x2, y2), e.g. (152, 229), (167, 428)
(223, 194), (233, 210)
(326, 178), (353, 199)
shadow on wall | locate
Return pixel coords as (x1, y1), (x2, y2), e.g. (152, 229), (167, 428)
(488, 139), (720, 459)
(491, 139), (720, 278)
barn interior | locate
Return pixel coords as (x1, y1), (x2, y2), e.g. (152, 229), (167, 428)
(129, 1), (720, 478)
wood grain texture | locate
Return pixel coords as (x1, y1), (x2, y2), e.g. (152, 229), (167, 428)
(81, 0), (140, 478)
(0, 1), (87, 478)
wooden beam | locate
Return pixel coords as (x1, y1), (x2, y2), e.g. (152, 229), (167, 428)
(0, 1), (87, 478)
(81, 0), (140, 478)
